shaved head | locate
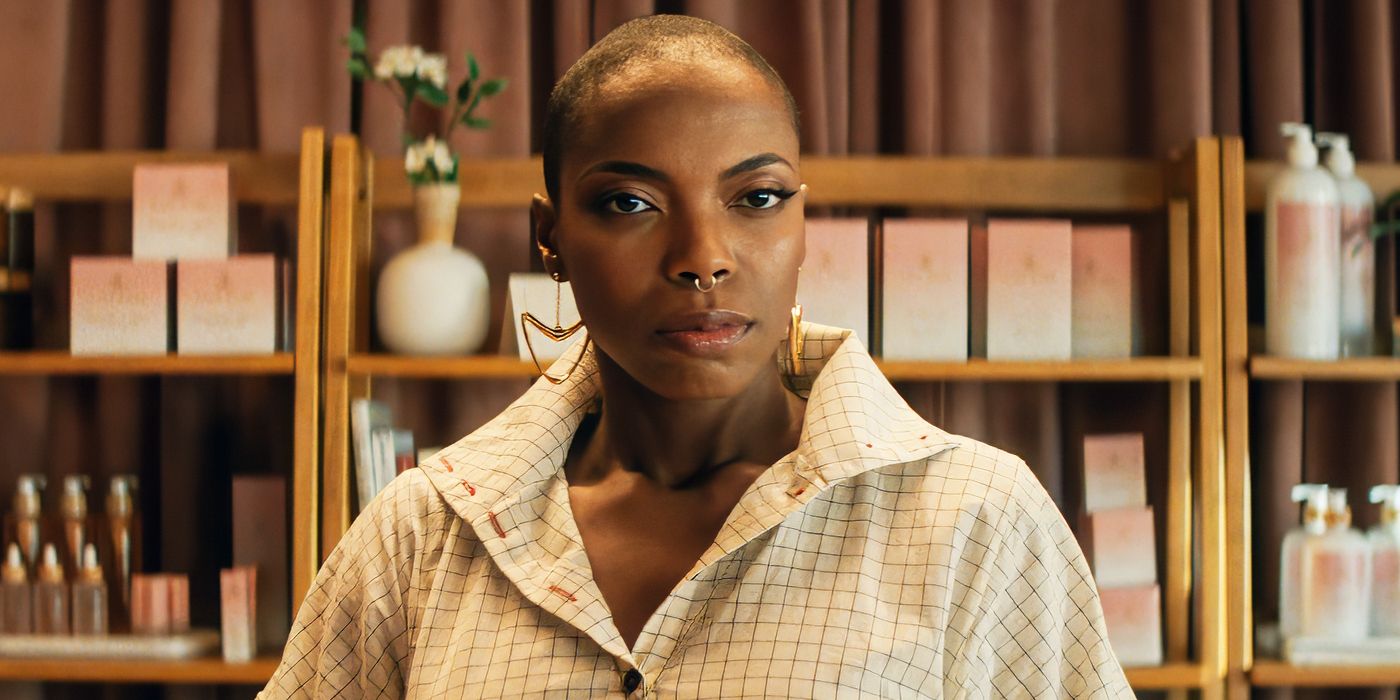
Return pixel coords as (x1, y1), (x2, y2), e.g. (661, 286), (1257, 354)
(542, 14), (800, 200)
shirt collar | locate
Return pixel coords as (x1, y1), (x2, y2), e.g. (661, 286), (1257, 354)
(421, 323), (958, 523)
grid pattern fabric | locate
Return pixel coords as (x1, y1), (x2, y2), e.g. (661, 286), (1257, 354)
(259, 324), (1132, 699)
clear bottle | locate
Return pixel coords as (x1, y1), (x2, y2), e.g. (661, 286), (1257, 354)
(71, 543), (106, 635)
(1266, 123), (1341, 359)
(32, 543), (67, 634)
(1317, 133), (1377, 357)
(1301, 489), (1373, 639)
(60, 475), (90, 575)
(7, 474), (45, 570)
(1281, 484), (1329, 639)
(0, 543), (30, 634)
(1368, 485), (1400, 635)
(106, 475), (140, 631)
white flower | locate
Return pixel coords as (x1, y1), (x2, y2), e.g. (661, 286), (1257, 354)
(431, 139), (455, 175)
(374, 45), (423, 80)
(417, 53), (447, 89)
(404, 141), (427, 175)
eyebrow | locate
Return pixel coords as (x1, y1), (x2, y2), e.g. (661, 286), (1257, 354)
(720, 153), (792, 180)
(577, 153), (794, 185)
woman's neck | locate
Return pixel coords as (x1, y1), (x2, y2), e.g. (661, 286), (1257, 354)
(567, 353), (806, 489)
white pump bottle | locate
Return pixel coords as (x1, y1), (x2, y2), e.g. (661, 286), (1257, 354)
(1309, 488), (1372, 640)
(1266, 123), (1341, 359)
(1317, 133), (1376, 357)
(1370, 485), (1400, 635)
(1281, 484), (1330, 639)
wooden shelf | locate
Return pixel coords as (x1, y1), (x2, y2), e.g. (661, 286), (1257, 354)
(0, 655), (279, 684)
(1250, 660), (1400, 687)
(0, 352), (295, 376)
(1249, 356), (1400, 381)
(347, 353), (1204, 382)
(0, 151), (300, 205)
(1123, 662), (1210, 689)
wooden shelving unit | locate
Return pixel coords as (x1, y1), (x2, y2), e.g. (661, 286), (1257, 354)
(320, 137), (1227, 695)
(0, 129), (326, 685)
(1225, 148), (1400, 694)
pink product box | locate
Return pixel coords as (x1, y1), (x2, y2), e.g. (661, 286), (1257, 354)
(799, 218), (869, 345)
(985, 219), (1072, 360)
(1099, 584), (1164, 667)
(131, 573), (188, 635)
(1072, 225), (1133, 358)
(221, 566), (258, 662)
(177, 255), (278, 354)
(1082, 433), (1147, 513)
(70, 257), (172, 355)
(132, 163), (237, 260)
(881, 219), (968, 361)
(1080, 506), (1158, 588)
(233, 475), (289, 650)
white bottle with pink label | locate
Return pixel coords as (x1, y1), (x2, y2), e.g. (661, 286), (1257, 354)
(1317, 133), (1376, 357)
(1370, 485), (1400, 635)
(1266, 123), (1341, 359)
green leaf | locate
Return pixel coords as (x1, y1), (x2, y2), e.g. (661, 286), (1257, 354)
(419, 83), (450, 108)
(347, 57), (370, 79)
(345, 27), (367, 53)
(455, 77), (474, 103)
(477, 78), (507, 97)
(467, 53), (480, 81)
(465, 116), (492, 130)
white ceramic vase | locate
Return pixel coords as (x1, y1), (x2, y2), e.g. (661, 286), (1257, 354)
(376, 182), (490, 355)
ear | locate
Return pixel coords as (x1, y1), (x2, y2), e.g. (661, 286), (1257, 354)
(531, 193), (565, 281)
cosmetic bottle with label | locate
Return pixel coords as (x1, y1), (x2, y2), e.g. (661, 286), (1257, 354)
(1317, 133), (1377, 356)
(107, 475), (140, 630)
(1, 543), (30, 633)
(60, 475), (90, 575)
(1369, 485), (1400, 635)
(1301, 489), (1373, 640)
(71, 543), (106, 635)
(1282, 484), (1330, 638)
(7, 474), (46, 570)
(33, 543), (67, 634)
(1266, 123), (1341, 359)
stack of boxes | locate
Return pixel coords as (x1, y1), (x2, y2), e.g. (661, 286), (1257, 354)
(1079, 433), (1163, 666)
(70, 163), (284, 355)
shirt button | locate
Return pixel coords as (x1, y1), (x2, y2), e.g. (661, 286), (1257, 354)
(622, 668), (643, 694)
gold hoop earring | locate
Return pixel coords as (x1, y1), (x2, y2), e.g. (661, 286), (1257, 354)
(788, 303), (804, 369)
(521, 277), (589, 384)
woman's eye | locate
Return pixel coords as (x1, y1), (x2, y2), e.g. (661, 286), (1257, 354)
(601, 193), (654, 215)
(738, 189), (796, 210)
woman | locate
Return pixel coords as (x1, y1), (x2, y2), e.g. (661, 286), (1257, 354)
(262, 15), (1130, 698)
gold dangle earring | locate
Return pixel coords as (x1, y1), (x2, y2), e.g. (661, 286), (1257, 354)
(788, 266), (804, 369)
(520, 271), (590, 384)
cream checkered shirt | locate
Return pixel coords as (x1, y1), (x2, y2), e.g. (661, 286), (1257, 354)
(260, 325), (1132, 698)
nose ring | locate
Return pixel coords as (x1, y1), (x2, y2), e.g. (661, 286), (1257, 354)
(694, 270), (729, 293)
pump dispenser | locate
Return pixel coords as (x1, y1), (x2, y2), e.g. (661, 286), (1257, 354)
(1306, 488), (1372, 640)
(71, 543), (106, 635)
(1266, 123), (1342, 359)
(1317, 133), (1378, 357)
(33, 543), (67, 634)
(107, 475), (140, 630)
(1282, 484), (1330, 638)
(8, 474), (45, 570)
(1370, 485), (1400, 634)
(60, 475), (90, 576)
(0, 543), (30, 633)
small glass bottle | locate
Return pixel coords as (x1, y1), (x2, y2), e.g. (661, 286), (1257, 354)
(1, 543), (30, 633)
(60, 475), (90, 575)
(32, 543), (67, 634)
(71, 543), (106, 635)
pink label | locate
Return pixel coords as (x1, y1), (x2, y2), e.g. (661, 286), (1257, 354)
(1271, 202), (1340, 356)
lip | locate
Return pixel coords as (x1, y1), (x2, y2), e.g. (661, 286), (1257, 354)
(655, 310), (754, 356)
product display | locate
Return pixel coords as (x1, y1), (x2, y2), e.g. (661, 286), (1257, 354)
(1080, 507), (1159, 588)
(71, 544), (107, 636)
(8, 473), (44, 569)
(1281, 484), (1330, 639)
(60, 475), (89, 575)
(879, 218), (969, 361)
(33, 544), (68, 635)
(1265, 123), (1341, 359)
(233, 475), (289, 650)
(131, 573), (170, 634)
(799, 218), (870, 346)
(132, 163), (236, 260)
(1098, 584), (1164, 667)
(1082, 433), (1147, 512)
(1, 543), (30, 634)
(1317, 133), (1377, 357)
(986, 219), (1072, 360)
(70, 257), (172, 355)
(1071, 225), (1133, 358)
(1281, 485), (1372, 642)
(107, 475), (140, 630)
(220, 566), (257, 662)
(176, 255), (279, 354)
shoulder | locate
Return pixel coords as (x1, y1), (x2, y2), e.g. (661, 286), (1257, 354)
(325, 467), (455, 574)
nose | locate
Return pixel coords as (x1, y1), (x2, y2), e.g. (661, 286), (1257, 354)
(663, 209), (736, 291)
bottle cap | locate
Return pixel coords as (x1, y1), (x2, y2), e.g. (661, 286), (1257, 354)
(7, 188), (32, 211)
(61, 475), (89, 518)
(1, 544), (25, 584)
(106, 475), (138, 517)
(1292, 483), (1330, 534)
(1282, 122), (1319, 168)
(1328, 488), (1352, 529)
(1371, 485), (1400, 526)
(13, 475), (45, 517)
(37, 543), (63, 584)
(1317, 132), (1356, 177)
(78, 543), (102, 582)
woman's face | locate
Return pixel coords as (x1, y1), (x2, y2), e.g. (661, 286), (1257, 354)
(536, 63), (804, 401)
